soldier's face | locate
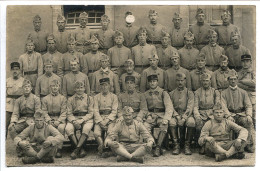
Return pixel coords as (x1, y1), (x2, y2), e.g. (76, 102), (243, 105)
(26, 43), (35, 52)
(138, 33), (147, 43)
(47, 40), (56, 51)
(242, 59), (252, 69)
(123, 113), (134, 124)
(126, 81), (135, 91)
(100, 60), (109, 69)
(196, 14), (205, 23)
(173, 18), (182, 27)
(149, 14), (158, 23)
(91, 42), (99, 51)
(149, 80), (158, 89)
(177, 77), (185, 89)
(125, 65), (134, 74)
(80, 18), (88, 27)
(222, 14), (230, 23)
(70, 62), (79, 72)
(75, 85), (85, 95)
(149, 58), (158, 67)
(202, 79), (211, 89)
(12, 67), (21, 78)
(35, 118), (44, 129)
(228, 77), (238, 87)
(161, 37), (169, 46)
(50, 84), (60, 94)
(100, 82), (110, 94)
(185, 38), (193, 47)
(209, 35), (218, 44)
(68, 42), (76, 51)
(101, 20), (109, 27)
(115, 36), (124, 45)
(171, 57), (180, 66)
(213, 110), (224, 122)
(23, 84), (32, 95)
(231, 36), (240, 46)
(33, 21), (42, 30)
(197, 59), (206, 69)
(220, 60), (228, 69)
(57, 20), (65, 30)
(44, 65), (53, 74)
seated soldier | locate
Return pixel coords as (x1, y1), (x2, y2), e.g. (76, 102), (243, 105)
(143, 74), (173, 157)
(41, 79), (67, 158)
(199, 103), (248, 162)
(93, 78), (118, 157)
(105, 106), (154, 163)
(169, 73), (195, 155)
(14, 111), (64, 164)
(118, 75), (148, 122)
(65, 81), (94, 160)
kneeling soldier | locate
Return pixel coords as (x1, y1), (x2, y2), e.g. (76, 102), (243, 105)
(105, 106), (154, 163)
(65, 81), (94, 160)
(199, 103), (248, 162)
(14, 111), (64, 164)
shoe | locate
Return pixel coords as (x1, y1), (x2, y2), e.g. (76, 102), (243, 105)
(233, 152), (245, 159)
(22, 156), (40, 164)
(131, 156), (144, 164)
(172, 143), (180, 155)
(153, 146), (161, 157)
(97, 144), (104, 156)
(116, 155), (129, 162)
(16, 147), (24, 158)
(199, 146), (205, 155)
(215, 154), (227, 162)
(55, 149), (62, 158)
(41, 157), (54, 163)
(245, 145), (254, 153)
(184, 143), (192, 155)
(79, 148), (87, 158)
(101, 151), (114, 158)
(70, 148), (80, 160)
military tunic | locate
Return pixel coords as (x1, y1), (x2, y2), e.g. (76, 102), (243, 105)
(156, 45), (178, 70)
(178, 46), (199, 71)
(30, 30), (49, 54)
(212, 68), (235, 91)
(190, 68), (217, 91)
(120, 72), (141, 92)
(146, 23), (167, 47)
(73, 26), (92, 54)
(170, 27), (188, 49)
(95, 29), (115, 54)
(54, 30), (70, 53)
(42, 50), (64, 78)
(62, 51), (84, 75)
(120, 25), (139, 48)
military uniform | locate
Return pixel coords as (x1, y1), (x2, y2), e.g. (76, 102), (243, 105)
(190, 68), (216, 91)
(63, 51), (84, 75)
(170, 27), (188, 49)
(156, 45), (178, 70)
(94, 29), (115, 54)
(42, 50), (64, 78)
(120, 23), (139, 48)
(178, 46), (200, 71)
(120, 72), (141, 92)
(213, 68), (236, 91)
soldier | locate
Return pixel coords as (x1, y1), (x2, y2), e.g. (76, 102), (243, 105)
(200, 29), (225, 71)
(35, 60), (61, 99)
(132, 26), (157, 74)
(165, 52), (191, 92)
(143, 74), (173, 157)
(169, 73), (195, 155)
(19, 35), (43, 92)
(120, 11), (139, 49)
(170, 13), (188, 50)
(65, 81), (94, 160)
(190, 54), (217, 91)
(63, 34), (84, 75)
(146, 9), (167, 48)
(140, 54), (165, 93)
(42, 34), (64, 78)
(237, 54), (256, 127)
(216, 10), (240, 50)
(118, 75), (148, 122)
(41, 79), (67, 158)
(108, 30), (131, 77)
(225, 31), (251, 71)
(156, 30), (178, 70)
(120, 59), (141, 92)
(105, 106), (154, 163)
(178, 31), (199, 71)
(54, 14), (70, 53)
(29, 15), (48, 54)
(189, 8), (214, 50)
(14, 111), (63, 164)
(93, 78), (118, 156)
(212, 55), (236, 91)
(8, 80), (41, 141)
(193, 73), (220, 154)
(91, 54), (120, 95)
(198, 103), (248, 162)
(62, 59), (90, 98)
(94, 14), (115, 54)
(6, 62), (24, 138)
(73, 11), (92, 54)
(221, 70), (254, 153)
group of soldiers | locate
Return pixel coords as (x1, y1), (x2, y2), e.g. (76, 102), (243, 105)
(6, 8), (255, 164)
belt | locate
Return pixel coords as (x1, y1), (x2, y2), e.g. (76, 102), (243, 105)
(67, 94), (74, 97)
(199, 108), (213, 111)
(206, 65), (220, 67)
(20, 113), (34, 117)
(88, 70), (96, 73)
(99, 110), (112, 115)
(175, 109), (186, 114)
(40, 94), (47, 98)
(6, 95), (22, 99)
(148, 108), (165, 112)
(147, 41), (161, 44)
(133, 109), (140, 113)
(135, 65), (150, 68)
(49, 113), (61, 116)
(73, 112), (88, 116)
(120, 141), (137, 144)
(24, 70), (37, 75)
(229, 108), (246, 113)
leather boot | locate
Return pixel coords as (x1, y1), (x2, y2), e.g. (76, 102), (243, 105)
(77, 134), (88, 158)
(68, 135), (78, 150)
(131, 156), (144, 164)
(184, 127), (193, 155)
(153, 131), (166, 157)
(169, 127), (180, 155)
(179, 126), (186, 149)
(70, 147), (80, 160)
(22, 156), (40, 164)
(215, 153), (227, 162)
(41, 157), (54, 163)
(117, 155), (129, 162)
(96, 137), (104, 156)
(55, 149), (62, 158)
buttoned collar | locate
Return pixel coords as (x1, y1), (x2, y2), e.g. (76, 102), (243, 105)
(149, 86), (160, 95)
(172, 65), (180, 70)
(195, 68), (206, 75)
(184, 45), (193, 49)
(126, 23), (132, 27)
(127, 90), (135, 95)
(100, 68), (110, 75)
(48, 49), (57, 54)
(75, 93), (85, 100)
(229, 85), (238, 91)
(219, 68), (230, 74)
(210, 43), (217, 47)
(51, 92), (59, 96)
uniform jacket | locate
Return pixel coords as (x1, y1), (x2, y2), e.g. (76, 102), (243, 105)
(190, 68), (217, 91)
(30, 30), (48, 53)
(156, 45), (178, 69)
(215, 24), (240, 46)
(42, 51), (64, 77)
(120, 72), (141, 92)
(225, 45), (251, 68)
(120, 25), (139, 48)
(178, 46), (199, 71)
(54, 30), (70, 53)
(200, 44), (225, 66)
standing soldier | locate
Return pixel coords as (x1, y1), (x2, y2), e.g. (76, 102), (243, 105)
(143, 74), (173, 157)
(73, 11), (92, 54)
(91, 54), (120, 95)
(54, 14), (70, 54)
(35, 60), (61, 99)
(216, 10), (240, 50)
(190, 54), (217, 91)
(140, 54), (165, 93)
(165, 52), (191, 92)
(225, 31), (251, 71)
(170, 13), (188, 50)
(29, 15), (48, 54)
(212, 55), (236, 91)
(6, 62), (24, 138)
(120, 11), (139, 49)
(120, 59), (141, 92)
(65, 81), (94, 160)
(169, 73), (195, 155)
(178, 31), (199, 71)
(108, 30), (131, 77)
(193, 73), (220, 154)
(146, 9), (167, 49)
(93, 78), (118, 156)
(132, 27), (157, 74)
(62, 59), (90, 98)
(156, 30), (178, 70)
(117, 75), (148, 122)
(42, 34), (64, 78)
(19, 35), (43, 92)
(200, 29), (225, 71)
(94, 14), (115, 54)
(41, 79), (67, 158)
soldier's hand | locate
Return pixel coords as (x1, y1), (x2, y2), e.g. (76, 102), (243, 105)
(108, 141), (119, 149)
(9, 122), (15, 128)
(205, 137), (215, 146)
(227, 116), (235, 122)
(53, 121), (60, 128)
(116, 117), (123, 123)
(42, 141), (52, 149)
(145, 141), (153, 153)
(234, 139), (242, 151)
(146, 116), (153, 123)
(246, 115), (252, 123)
(178, 118), (185, 126)
(73, 121), (81, 130)
(162, 119), (168, 125)
(175, 115), (181, 121)
(135, 117), (143, 122)
(18, 140), (30, 150)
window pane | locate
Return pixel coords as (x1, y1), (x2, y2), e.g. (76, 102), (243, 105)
(96, 13), (104, 17)
(96, 18), (101, 23)
(89, 13), (95, 17)
(67, 19), (74, 24)
(76, 13), (80, 17)
(68, 13), (75, 18)
(212, 6), (227, 20)
(75, 19), (79, 23)
(88, 18), (95, 23)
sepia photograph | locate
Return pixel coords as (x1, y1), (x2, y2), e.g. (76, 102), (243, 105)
(4, 3), (256, 167)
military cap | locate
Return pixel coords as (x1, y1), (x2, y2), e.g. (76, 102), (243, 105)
(125, 11), (133, 17)
(125, 75), (135, 83)
(221, 10), (231, 17)
(44, 59), (53, 66)
(100, 54), (110, 61)
(241, 54), (252, 61)
(90, 35), (99, 44)
(176, 72), (186, 79)
(33, 15), (41, 22)
(34, 110), (44, 119)
(148, 9), (158, 16)
(50, 79), (61, 86)
(57, 14), (66, 21)
(208, 29), (218, 36)
(161, 30), (170, 38)
(123, 106), (134, 114)
(213, 103), (223, 111)
(137, 26), (147, 35)
(113, 30), (124, 39)
(197, 53), (206, 60)
(196, 8), (205, 16)
(148, 53), (159, 60)
(79, 12), (88, 18)
(170, 52), (180, 59)
(23, 79), (32, 87)
(124, 59), (135, 66)
(147, 74), (158, 82)
(231, 31), (240, 38)
(26, 33), (34, 45)
(219, 55), (228, 62)
(200, 73), (211, 80)
(47, 33), (56, 42)
(101, 14), (110, 22)
(67, 33), (76, 43)
(70, 57), (79, 64)
(10, 62), (20, 69)
(184, 31), (194, 39)
(99, 77), (110, 85)
(173, 12), (182, 19)
(227, 70), (238, 79)
(74, 81), (85, 88)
